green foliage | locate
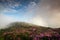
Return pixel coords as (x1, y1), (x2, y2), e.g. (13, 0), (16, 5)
(0, 22), (60, 40)
(0, 37), (4, 40)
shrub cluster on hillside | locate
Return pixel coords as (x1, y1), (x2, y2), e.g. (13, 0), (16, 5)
(0, 22), (60, 40)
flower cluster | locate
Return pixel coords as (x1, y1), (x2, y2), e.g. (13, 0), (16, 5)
(2, 27), (60, 40)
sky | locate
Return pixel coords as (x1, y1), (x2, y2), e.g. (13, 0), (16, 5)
(0, 0), (60, 28)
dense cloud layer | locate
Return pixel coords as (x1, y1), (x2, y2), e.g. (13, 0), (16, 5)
(35, 0), (60, 28)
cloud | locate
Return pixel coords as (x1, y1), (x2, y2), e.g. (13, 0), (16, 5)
(0, 0), (60, 28)
(24, 1), (48, 27)
(25, 0), (60, 28)
(31, 16), (48, 27)
(33, 0), (60, 28)
(40, 0), (60, 28)
(0, 4), (6, 13)
(0, 14), (21, 29)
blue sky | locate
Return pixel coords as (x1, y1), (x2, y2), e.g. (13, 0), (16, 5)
(0, 0), (38, 22)
(0, 0), (42, 28)
(0, 0), (60, 28)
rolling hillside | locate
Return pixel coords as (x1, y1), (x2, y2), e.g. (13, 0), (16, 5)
(0, 22), (60, 40)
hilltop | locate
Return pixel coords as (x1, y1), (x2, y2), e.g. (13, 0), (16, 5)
(0, 22), (60, 40)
